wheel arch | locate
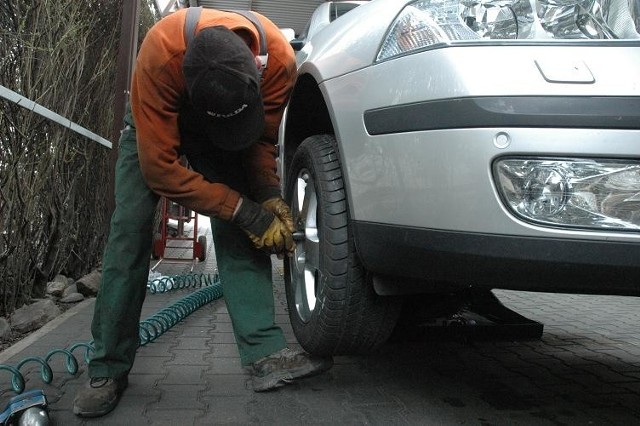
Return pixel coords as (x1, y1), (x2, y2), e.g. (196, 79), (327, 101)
(281, 73), (335, 182)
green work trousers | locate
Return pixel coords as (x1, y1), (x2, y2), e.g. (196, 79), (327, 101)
(88, 107), (286, 379)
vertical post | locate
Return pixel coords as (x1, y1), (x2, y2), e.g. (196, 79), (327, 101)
(107, 0), (140, 217)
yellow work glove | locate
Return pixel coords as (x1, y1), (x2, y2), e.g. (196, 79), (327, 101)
(232, 197), (294, 256)
(262, 198), (294, 231)
(262, 197), (296, 257)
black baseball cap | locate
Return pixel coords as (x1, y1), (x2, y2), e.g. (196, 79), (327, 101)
(183, 26), (264, 151)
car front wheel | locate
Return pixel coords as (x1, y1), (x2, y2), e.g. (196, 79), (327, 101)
(284, 134), (402, 356)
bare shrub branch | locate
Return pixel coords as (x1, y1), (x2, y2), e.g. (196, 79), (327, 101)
(0, 0), (156, 316)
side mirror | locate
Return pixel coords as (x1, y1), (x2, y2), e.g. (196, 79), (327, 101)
(290, 39), (305, 51)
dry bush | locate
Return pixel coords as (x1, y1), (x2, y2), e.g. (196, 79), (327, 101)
(0, 1), (157, 317)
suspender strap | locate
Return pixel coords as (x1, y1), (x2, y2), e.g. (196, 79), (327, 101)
(184, 6), (202, 47)
(183, 7), (268, 79)
(224, 10), (269, 79)
(226, 10), (267, 56)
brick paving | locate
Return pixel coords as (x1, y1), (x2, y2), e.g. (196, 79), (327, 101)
(1, 216), (640, 424)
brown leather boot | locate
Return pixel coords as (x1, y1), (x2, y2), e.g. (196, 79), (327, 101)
(72, 376), (128, 417)
(250, 348), (333, 392)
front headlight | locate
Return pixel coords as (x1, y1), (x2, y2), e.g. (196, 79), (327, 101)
(377, 0), (640, 60)
(493, 157), (640, 230)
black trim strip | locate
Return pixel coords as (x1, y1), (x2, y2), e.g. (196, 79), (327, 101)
(364, 96), (640, 135)
(353, 221), (640, 295)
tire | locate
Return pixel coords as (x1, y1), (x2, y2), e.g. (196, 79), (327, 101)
(284, 134), (402, 356)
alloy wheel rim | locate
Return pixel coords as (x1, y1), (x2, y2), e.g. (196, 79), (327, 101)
(290, 169), (320, 323)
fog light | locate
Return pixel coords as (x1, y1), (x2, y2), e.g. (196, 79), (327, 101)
(522, 166), (572, 216)
(494, 158), (640, 230)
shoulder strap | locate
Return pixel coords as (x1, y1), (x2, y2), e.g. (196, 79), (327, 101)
(183, 7), (268, 79)
(184, 6), (202, 47)
(226, 10), (268, 79)
(226, 10), (267, 56)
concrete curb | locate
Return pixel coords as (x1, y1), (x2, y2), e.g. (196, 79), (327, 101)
(0, 298), (95, 364)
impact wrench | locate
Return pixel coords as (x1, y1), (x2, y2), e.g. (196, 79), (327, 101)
(0, 389), (50, 426)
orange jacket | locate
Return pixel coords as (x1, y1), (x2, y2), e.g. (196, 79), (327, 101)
(130, 8), (296, 220)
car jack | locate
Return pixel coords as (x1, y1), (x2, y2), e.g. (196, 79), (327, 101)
(393, 289), (544, 341)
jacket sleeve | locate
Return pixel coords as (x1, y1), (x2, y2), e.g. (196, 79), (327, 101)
(131, 47), (241, 221)
(242, 41), (297, 203)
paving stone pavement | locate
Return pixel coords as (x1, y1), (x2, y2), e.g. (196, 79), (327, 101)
(2, 217), (640, 425)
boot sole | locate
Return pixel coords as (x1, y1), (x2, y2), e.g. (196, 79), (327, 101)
(73, 396), (120, 418)
(73, 378), (128, 418)
(252, 358), (333, 392)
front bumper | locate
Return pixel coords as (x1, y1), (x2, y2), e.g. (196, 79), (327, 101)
(318, 44), (640, 296)
(345, 124), (640, 296)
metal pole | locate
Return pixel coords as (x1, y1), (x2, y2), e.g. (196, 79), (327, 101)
(0, 85), (112, 149)
(107, 0), (140, 217)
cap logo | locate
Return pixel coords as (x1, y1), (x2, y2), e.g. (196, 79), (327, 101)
(206, 103), (248, 119)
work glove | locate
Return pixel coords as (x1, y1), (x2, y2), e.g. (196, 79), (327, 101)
(232, 197), (295, 256)
(262, 197), (296, 258)
(261, 198), (294, 234)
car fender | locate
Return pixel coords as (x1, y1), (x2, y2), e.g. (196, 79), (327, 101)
(297, 0), (405, 80)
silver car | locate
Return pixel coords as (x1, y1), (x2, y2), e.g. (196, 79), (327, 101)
(278, 0), (640, 356)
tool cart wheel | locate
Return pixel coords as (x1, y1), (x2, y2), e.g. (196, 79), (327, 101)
(196, 235), (207, 261)
(152, 234), (164, 259)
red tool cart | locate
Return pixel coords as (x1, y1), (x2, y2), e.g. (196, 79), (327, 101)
(151, 197), (207, 270)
